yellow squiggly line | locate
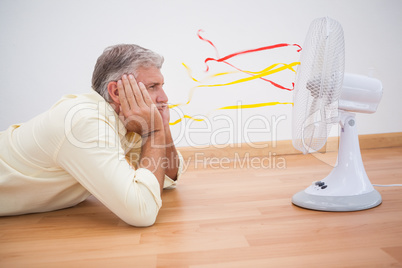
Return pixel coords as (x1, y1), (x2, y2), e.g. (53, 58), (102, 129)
(197, 62), (299, 88)
(217, 102), (293, 110)
(182, 63), (200, 82)
(169, 101), (293, 125)
(183, 62), (244, 83)
(169, 115), (205, 125)
(170, 62), (299, 109)
(183, 62), (297, 85)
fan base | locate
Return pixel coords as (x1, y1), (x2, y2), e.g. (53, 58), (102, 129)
(292, 189), (382, 212)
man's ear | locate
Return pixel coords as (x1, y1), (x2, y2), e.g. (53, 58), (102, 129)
(107, 81), (120, 104)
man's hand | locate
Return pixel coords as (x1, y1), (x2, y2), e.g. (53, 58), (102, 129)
(117, 74), (163, 137)
(157, 106), (180, 181)
(157, 103), (170, 128)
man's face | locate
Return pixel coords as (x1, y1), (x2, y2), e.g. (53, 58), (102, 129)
(135, 66), (168, 106)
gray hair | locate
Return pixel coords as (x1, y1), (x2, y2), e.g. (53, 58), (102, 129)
(91, 44), (164, 102)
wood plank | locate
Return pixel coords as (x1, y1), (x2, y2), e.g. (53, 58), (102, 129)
(189, 248), (398, 268)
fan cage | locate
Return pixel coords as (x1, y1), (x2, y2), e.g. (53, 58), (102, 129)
(292, 17), (345, 154)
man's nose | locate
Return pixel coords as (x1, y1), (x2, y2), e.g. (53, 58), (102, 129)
(157, 88), (168, 103)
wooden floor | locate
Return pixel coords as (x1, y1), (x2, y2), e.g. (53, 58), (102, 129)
(1, 147), (402, 267)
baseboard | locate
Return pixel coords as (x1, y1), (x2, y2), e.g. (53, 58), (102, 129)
(177, 132), (402, 161)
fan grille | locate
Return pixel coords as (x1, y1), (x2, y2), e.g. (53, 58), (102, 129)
(292, 17), (345, 154)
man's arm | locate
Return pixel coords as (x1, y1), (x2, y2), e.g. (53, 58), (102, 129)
(57, 113), (163, 227)
(139, 130), (165, 193)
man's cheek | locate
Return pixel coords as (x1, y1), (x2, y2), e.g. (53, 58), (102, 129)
(147, 92), (157, 103)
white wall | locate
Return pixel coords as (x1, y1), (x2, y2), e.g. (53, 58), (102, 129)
(1, 0), (401, 148)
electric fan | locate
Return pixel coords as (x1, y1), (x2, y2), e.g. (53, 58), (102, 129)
(291, 17), (383, 211)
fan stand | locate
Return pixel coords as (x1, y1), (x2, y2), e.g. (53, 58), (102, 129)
(292, 112), (382, 211)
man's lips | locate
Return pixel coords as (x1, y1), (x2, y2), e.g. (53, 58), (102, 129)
(157, 103), (168, 109)
(157, 104), (167, 112)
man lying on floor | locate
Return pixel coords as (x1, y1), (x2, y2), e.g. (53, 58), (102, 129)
(0, 44), (183, 226)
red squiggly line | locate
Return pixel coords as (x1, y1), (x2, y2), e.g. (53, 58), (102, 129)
(204, 43), (302, 71)
(197, 30), (301, 72)
(222, 60), (294, 91)
(197, 29), (219, 58)
(196, 30), (300, 90)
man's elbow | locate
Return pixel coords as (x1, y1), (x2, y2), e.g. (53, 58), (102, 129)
(120, 207), (159, 227)
(125, 214), (157, 227)
(120, 195), (161, 227)
(118, 171), (163, 227)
